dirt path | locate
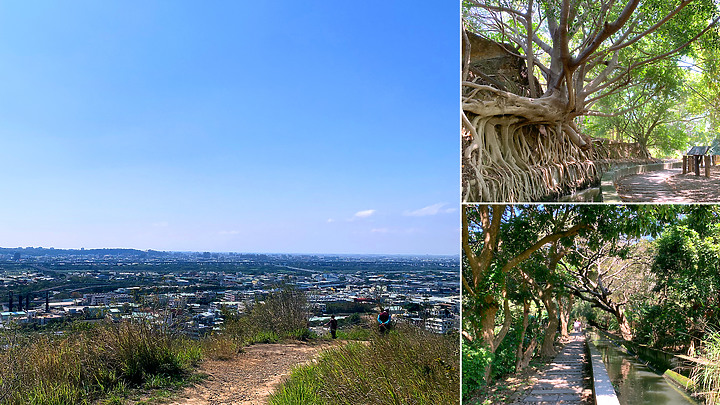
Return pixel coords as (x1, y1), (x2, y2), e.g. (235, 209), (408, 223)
(167, 341), (336, 405)
(616, 165), (720, 202)
(616, 168), (689, 202)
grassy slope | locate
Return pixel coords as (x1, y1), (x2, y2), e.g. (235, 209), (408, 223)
(269, 325), (460, 405)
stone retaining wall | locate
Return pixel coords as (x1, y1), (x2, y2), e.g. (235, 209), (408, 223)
(601, 161), (683, 202)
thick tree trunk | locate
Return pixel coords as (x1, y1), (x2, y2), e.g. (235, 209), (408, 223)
(515, 299), (537, 371)
(480, 303), (499, 350)
(478, 294), (512, 382)
(558, 295), (573, 338)
(615, 307), (633, 341)
(516, 299), (530, 371)
(478, 304), (499, 382)
(541, 294), (559, 357)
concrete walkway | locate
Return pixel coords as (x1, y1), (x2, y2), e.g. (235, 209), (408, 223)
(517, 332), (589, 405)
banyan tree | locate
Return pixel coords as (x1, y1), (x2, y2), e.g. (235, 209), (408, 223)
(462, 0), (719, 202)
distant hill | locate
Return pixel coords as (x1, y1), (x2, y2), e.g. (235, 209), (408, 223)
(0, 247), (170, 257)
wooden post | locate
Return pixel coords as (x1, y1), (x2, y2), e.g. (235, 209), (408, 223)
(696, 155), (701, 176)
(683, 156), (688, 174)
(705, 155), (711, 177)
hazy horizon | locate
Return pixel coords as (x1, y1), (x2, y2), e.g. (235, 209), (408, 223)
(0, 245), (458, 257)
(0, 2), (459, 255)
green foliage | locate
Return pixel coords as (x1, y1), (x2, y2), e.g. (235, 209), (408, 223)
(462, 340), (493, 399)
(285, 328), (314, 341)
(270, 325), (459, 405)
(337, 312), (362, 328)
(248, 331), (281, 344)
(584, 60), (691, 158)
(335, 326), (372, 341)
(491, 324), (521, 378)
(692, 331), (720, 404)
(636, 212), (720, 349)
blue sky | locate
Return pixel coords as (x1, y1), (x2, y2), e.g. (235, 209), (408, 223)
(0, 2), (459, 255)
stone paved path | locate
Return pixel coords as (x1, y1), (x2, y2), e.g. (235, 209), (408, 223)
(515, 332), (589, 405)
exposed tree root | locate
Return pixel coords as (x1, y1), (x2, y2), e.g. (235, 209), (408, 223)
(462, 83), (599, 202)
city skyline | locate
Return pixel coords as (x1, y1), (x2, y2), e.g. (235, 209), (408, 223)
(0, 2), (459, 255)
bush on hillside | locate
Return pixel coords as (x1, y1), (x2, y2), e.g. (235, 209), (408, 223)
(0, 320), (201, 405)
(222, 286), (311, 345)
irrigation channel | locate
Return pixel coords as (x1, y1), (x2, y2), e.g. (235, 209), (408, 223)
(588, 330), (697, 405)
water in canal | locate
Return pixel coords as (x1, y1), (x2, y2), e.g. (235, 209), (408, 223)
(590, 334), (697, 405)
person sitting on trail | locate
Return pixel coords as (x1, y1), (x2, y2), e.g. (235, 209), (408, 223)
(324, 315), (338, 339)
(378, 308), (391, 334)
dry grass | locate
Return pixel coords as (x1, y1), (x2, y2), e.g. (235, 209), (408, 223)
(269, 325), (460, 405)
(0, 321), (201, 405)
(202, 334), (241, 360)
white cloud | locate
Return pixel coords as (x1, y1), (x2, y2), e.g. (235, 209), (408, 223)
(353, 209), (376, 218)
(371, 228), (390, 233)
(326, 218), (335, 223)
(403, 203), (456, 217)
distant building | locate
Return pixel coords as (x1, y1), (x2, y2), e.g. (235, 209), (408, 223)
(83, 293), (131, 306)
(425, 317), (457, 334)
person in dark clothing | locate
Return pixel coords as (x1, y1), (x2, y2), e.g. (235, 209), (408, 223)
(324, 315), (338, 339)
(378, 308), (391, 335)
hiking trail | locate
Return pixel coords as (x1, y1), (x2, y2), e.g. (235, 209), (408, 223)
(165, 341), (337, 405)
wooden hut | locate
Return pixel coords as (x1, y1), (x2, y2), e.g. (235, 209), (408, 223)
(683, 146), (711, 177)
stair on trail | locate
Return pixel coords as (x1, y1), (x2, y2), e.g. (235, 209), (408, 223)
(517, 332), (588, 405)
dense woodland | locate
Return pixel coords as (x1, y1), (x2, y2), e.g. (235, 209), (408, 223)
(463, 0), (720, 201)
(462, 204), (720, 403)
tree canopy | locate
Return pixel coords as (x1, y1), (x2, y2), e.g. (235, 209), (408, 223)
(462, 204), (720, 401)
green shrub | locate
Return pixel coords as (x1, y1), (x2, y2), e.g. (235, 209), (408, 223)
(462, 339), (493, 399)
(245, 287), (308, 337)
(285, 328), (314, 341)
(248, 331), (280, 344)
(336, 326), (372, 341)
(222, 285), (310, 346)
(692, 331), (720, 404)
(338, 313), (363, 327)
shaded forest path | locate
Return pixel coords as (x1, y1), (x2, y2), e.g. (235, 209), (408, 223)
(513, 332), (592, 405)
(616, 168), (688, 202)
(167, 341), (337, 405)
(616, 166), (720, 202)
